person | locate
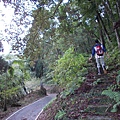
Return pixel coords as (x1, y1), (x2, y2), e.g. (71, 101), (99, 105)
(89, 40), (108, 75)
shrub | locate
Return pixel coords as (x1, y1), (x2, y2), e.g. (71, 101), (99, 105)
(53, 47), (87, 92)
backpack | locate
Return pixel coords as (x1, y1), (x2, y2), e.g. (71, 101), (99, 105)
(96, 44), (104, 56)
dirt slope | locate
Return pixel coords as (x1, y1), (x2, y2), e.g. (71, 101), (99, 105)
(37, 66), (120, 120)
(1, 62), (120, 120)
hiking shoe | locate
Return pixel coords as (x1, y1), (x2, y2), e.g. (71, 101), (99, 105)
(98, 73), (101, 75)
(104, 70), (107, 74)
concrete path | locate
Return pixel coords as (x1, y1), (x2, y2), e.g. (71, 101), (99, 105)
(6, 94), (56, 120)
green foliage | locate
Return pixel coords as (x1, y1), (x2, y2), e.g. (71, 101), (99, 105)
(61, 77), (85, 98)
(106, 47), (120, 65)
(102, 47), (120, 112)
(101, 69), (120, 113)
(0, 72), (21, 104)
(102, 90), (120, 103)
(35, 59), (43, 78)
(93, 78), (102, 85)
(0, 73), (7, 90)
(0, 56), (31, 107)
(55, 109), (66, 120)
(0, 86), (20, 98)
(53, 47), (87, 92)
(102, 90), (120, 112)
(10, 59), (31, 81)
(0, 56), (8, 74)
(8, 66), (14, 77)
(111, 101), (120, 113)
(116, 70), (120, 87)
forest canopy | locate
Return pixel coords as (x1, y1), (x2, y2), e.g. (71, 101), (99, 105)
(1, 0), (120, 58)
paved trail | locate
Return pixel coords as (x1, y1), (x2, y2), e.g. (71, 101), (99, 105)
(6, 94), (56, 120)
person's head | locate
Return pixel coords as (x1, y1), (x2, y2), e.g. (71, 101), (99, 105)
(95, 40), (99, 44)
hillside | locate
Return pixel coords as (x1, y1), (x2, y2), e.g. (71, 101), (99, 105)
(1, 55), (120, 120)
(37, 61), (120, 120)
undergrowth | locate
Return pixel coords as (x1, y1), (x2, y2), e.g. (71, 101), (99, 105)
(53, 47), (88, 97)
(102, 48), (120, 112)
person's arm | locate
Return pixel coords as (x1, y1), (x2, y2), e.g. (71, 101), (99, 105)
(89, 54), (93, 60)
(89, 47), (95, 60)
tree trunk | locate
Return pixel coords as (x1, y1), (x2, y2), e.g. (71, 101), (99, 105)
(3, 70), (8, 111)
(100, 29), (106, 47)
(115, 30), (120, 49)
(116, 0), (120, 18)
(97, 11), (111, 43)
(104, 0), (120, 49)
(114, 24), (120, 49)
(19, 79), (28, 95)
(96, 14), (106, 47)
(3, 94), (7, 111)
(39, 83), (47, 96)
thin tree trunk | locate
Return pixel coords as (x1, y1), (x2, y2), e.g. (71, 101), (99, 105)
(106, 0), (114, 20)
(3, 93), (7, 111)
(3, 70), (8, 111)
(105, 0), (120, 49)
(115, 30), (120, 49)
(96, 14), (106, 47)
(116, 0), (120, 18)
(100, 29), (105, 46)
(114, 22), (120, 49)
(97, 11), (111, 43)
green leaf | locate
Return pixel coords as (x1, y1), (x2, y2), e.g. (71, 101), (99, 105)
(8, 66), (14, 77)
